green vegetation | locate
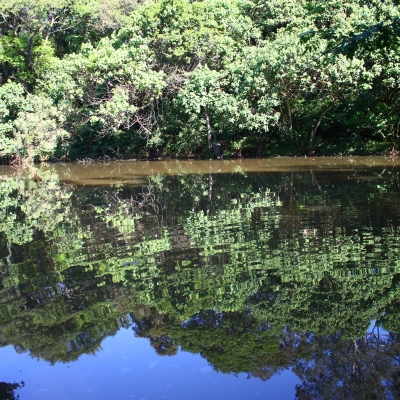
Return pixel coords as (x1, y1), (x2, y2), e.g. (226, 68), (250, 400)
(1, 0), (400, 162)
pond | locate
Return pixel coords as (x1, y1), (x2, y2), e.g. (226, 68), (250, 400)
(1, 157), (400, 399)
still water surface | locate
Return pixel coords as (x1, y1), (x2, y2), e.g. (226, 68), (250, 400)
(1, 157), (400, 399)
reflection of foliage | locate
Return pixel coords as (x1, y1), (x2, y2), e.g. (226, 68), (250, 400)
(131, 307), (400, 399)
(294, 329), (400, 400)
(0, 166), (72, 245)
(1, 165), (400, 391)
(133, 313), (179, 356)
(169, 310), (280, 374)
(0, 381), (24, 400)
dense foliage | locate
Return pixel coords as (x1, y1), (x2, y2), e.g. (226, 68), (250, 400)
(0, 0), (400, 162)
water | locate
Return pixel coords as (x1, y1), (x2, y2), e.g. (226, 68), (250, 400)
(1, 157), (400, 399)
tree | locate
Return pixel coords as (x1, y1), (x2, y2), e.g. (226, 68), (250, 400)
(0, 81), (68, 162)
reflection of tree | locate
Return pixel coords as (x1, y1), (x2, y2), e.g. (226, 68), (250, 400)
(168, 310), (281, 374)
(294, 329), (400, 400)
(0, 277), (138, 363)
(0, 167), (74, 246)
(127, 309), (400, 400)
(132, 309), (178, 357)
(0, 381), (24, 400)
(1, 165), (400, 384)
(249, 271), (396, 338)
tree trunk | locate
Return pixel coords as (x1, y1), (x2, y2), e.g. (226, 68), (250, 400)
(204, 106), (212, 150)
(26, 35), (34, 67)
(284, 95), (294, 142)
(309, 105), (333, 155)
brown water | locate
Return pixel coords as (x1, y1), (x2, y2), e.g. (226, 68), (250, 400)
(1, 157), (400, 399)
(2, 156), (399, 184)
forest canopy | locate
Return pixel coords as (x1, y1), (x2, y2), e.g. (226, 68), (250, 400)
(0, 0), (399, 162)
